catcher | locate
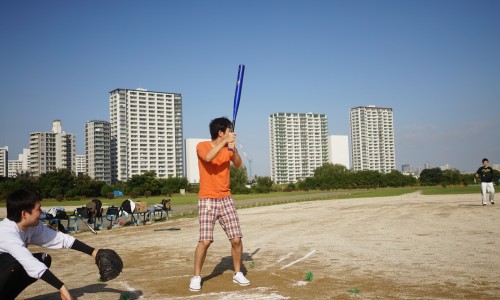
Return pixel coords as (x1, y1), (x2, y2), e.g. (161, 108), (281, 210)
(0, 189), (123, 300)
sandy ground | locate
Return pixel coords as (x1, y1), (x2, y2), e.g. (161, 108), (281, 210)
(12, 192), (500, 299)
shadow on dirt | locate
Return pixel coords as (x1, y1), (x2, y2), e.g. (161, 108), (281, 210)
(25, 283), (143, 300)
(201, 248), (260, 285)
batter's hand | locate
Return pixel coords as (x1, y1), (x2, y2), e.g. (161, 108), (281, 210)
(225, 132), (236, 145)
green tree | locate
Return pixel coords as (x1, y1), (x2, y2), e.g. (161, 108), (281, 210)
(230, 165), (248, 191)
(253, 176), (273, 193)
(313, 163), (351, 190)
(126, 171), (161, 195)
(37, 169), (76, 198)
(461, 173), (475, 186)
(0, 177), (37, 200)
(419, 168), (444, 186)
(296, 177), (317, 191)
(442, 169), (462, 186)
(73, 175), (104, 197)
(160, 177), (189, 195)
(101, 184), (114, 198)
(355, 170), (382, 188)
(382, 170), (417, 187)
(494, 170), (500, 186)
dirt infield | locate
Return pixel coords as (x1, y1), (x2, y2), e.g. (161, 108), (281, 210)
(18, 192), (500, 299)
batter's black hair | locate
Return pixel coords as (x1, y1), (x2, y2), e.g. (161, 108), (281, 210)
(209, 117), (233, 140)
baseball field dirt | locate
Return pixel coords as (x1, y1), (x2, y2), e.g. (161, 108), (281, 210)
(17, 192), (500, 299)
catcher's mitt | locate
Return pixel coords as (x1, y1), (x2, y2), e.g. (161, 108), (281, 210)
(95, 249), (123, 281)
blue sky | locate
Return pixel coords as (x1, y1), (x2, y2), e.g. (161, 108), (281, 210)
(1, 0), (499, 176)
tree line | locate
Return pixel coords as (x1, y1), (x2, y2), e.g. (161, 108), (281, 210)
(0, 169), (189, 201)
(0, 164), (496, 201)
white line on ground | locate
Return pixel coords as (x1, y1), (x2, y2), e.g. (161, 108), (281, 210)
(127, 274), (192, 281)
(279, 250), (317, 270)
(167, 287), (290, 299)
(276, 253), (293, 263)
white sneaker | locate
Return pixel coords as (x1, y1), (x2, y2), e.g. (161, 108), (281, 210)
(189, 276), (201, 291)
(233, 272), (250, 286)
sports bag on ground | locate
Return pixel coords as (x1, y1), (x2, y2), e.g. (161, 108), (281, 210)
(75, 206), (89, 218)
(87, 199), (103, 218)
(55, 210), (69, 220)
(120, 199), (134, 214)
(105, 205), (120, 221)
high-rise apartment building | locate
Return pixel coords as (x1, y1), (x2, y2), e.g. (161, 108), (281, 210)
(185, 138), (210, 184)
(8, 149), (30, 178)
(29, 120), (75, 177)
(8, 160), (21, 178)
(350, 106), (395, 173)
(328, 135), (350, 169)
(75, 154), (87, 176)
(0, 146), (8, 177)
(269, 112), (329, 184)
(401, 164), (411, 173)
(85, 120), (111, 183)
(109, 88), (183, 183)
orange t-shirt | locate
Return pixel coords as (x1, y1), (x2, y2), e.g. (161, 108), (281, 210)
(197, 141), (234, 199)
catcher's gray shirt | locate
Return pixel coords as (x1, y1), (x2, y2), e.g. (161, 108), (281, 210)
(0, 218), (75, 279)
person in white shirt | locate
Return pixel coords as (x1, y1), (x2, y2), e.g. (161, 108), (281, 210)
(0, 189), (102, 300)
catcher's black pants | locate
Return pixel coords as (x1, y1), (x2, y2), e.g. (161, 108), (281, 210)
(0, 252), (51, 300)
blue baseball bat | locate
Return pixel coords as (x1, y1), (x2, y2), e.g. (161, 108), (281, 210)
(232, 64), (245, 129)
(229, 64), (245, 151)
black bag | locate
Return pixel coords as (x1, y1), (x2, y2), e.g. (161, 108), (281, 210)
(55, 210), (68, 220)
(106, 206), (120, 216)
(75, 206), (89, 218)
(120, 199), (133, 214)
(105, 205), (119, 221)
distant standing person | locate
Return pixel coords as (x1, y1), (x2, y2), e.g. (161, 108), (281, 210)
(476, 158), (495, 206)
(189, 117), (250, 292)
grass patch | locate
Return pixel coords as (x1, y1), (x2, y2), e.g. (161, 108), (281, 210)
(1, 186), (489, 209)
(420, 185), (481, 195)
(337, 187), (420, 199)
(16, 190), (348, 208)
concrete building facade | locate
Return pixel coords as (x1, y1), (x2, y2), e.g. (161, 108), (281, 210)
(75, 154), (86, 176)
(85, 120), (111, 183)
(327, 135), (350, 169)
(8, 149), (31, 178)
(0, 146), (7, 178)
(29, 120), (75, 177)
(109, 88), (183, 183)
(185, 138), (210, 184)
(269, 112), (329, 184)
(350, 106), (395, 173)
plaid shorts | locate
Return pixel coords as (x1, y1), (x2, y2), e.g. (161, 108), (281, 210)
(198, 196), (243, 241)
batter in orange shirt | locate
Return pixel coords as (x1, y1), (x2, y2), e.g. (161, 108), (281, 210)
(189, 117), (250, 292)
